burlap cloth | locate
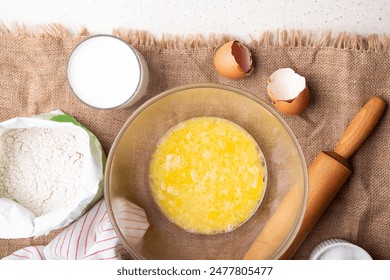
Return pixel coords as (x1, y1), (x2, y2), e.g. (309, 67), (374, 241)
(0, 26), (389, 259)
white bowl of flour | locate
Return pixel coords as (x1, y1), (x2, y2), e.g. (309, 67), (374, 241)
(0, 110), (105, 238)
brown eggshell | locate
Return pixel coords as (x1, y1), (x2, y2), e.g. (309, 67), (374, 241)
(268, 86), (310, 115)
(214, 41), (252, 79)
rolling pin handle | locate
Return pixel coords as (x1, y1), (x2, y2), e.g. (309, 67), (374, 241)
(334, 96), (387, 159)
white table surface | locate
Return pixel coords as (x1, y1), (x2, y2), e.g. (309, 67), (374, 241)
(0, 0), (389, 41)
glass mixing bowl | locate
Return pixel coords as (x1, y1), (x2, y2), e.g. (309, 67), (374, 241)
(105, 84), (308, 259)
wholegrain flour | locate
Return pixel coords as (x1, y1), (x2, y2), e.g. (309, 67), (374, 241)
(0, 127), (88, 216)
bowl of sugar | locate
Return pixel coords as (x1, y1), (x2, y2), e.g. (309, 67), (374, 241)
(67, 35), (149, 109)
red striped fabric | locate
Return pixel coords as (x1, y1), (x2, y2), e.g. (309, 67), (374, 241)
(2, 198), (149, 260)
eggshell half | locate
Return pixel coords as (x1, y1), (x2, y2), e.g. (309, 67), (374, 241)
(269, 87), (310, 115)
(267, 68), (310, 115)
(214, 41), (253, 79)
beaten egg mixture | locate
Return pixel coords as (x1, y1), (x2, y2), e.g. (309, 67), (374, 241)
(149, 117), (266, 234)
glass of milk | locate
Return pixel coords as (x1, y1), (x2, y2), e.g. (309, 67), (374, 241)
(67, 35), (149, 109)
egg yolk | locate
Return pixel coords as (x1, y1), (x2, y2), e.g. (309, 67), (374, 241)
(149, 117), (266, 234)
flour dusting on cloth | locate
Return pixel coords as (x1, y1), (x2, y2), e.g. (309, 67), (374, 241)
(0, 127), (88, 217)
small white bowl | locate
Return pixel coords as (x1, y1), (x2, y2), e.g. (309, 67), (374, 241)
(67, 35), (149, 110)
(310, 239), (372, 260)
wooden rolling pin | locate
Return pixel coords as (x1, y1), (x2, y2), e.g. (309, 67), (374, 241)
(244, 96), (387, 260)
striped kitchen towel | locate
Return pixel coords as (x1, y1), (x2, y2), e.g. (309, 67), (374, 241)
(2, 198), (149, 260)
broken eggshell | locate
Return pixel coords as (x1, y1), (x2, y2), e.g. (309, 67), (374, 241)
(214, 41), (253, 79)
(267, 68), (310, 115)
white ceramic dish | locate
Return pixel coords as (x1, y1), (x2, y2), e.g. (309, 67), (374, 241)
(310, 239), (372, 260)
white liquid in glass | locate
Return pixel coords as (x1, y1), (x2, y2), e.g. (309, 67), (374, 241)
(67, 36), (141, 109)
